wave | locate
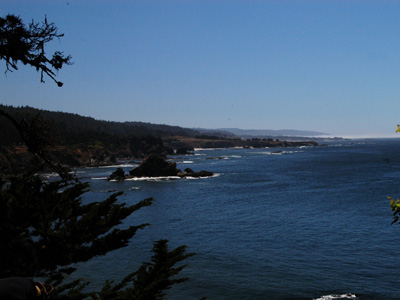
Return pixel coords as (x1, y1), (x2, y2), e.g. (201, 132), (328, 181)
(124, 173), (220, 182)
(263, 150), (303, 155)
(183, 173), (220, 180)
(42, 172), (60, 178)
(194, 147), (242, 151)
(205, 156), (228, 160)
(314, 293), (357, 300)
(194, 148), (223, 151)
(92, 173), (220, 182)
(98, 164), (136, 168)
(212, 155), (241, 159)
(126, 176), (181, 182)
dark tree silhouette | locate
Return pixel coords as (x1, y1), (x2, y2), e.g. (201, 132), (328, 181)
(389, 126), (400, 226)
(0, 14), (72, 86)
(0, 14), (196, 300)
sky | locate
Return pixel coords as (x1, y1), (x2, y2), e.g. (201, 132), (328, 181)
(1, 0), (400, 138)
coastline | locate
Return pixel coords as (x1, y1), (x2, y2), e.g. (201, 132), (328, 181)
(0, 137), (319, 178)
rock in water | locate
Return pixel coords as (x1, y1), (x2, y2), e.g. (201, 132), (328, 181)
(178, 168), (213, 178)
(107, 167), (126, 181)
(129, 154), (180, 177)
(127, 154), (214, 178)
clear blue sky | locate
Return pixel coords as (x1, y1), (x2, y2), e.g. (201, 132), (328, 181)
(2, 0), (400, 138)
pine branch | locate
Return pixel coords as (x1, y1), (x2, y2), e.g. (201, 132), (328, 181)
(0, 14), (72, 86)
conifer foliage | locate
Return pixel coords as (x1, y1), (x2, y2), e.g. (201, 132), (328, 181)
(1, 14), (195, 300)
(0, 177), (153, 279)
(94, 240), (195, 300)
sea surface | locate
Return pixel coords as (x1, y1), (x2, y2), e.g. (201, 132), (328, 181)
(72, 139), (400, 300)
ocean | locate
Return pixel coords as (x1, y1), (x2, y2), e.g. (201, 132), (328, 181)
(72, 138), (400, 300)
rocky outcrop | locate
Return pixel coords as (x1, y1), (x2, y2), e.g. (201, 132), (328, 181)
(129, 154), (180, 177)
(124, 154), (213, 178)
(107, 167), (126, 181)
(175, 147), (194, 155)
(178, 168), (214, 178)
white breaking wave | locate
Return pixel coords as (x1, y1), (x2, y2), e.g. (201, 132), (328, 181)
(42, 172), (59, 178)
(124, 173), (220, 181)
(182, 161), (194, 163)
(194, 147), (238, 151)
(263, 150), (303, 155)
(183, 173), (220, 180)
(314, 293), (357, 300)
(99, 164), (136, 168)
(125, 176), (181, 181)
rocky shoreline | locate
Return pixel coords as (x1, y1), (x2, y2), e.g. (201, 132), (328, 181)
(107, 154), (214, 181)
(0, 137), (318, 178)
(171, 136), (318, 150)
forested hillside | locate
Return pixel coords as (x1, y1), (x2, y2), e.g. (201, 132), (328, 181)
(0, 105), (205, 175)
(0, 105), (199, 147)
(0, 105), (318, 176)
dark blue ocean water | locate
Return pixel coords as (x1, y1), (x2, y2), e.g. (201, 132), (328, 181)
(74, 139), (400, 300)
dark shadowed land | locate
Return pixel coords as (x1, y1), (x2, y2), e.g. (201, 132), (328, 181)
(0, 105), (332, 176)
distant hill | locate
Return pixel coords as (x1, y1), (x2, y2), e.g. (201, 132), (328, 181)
(218, 128), (329, 138)
(0, 105), (200, 147)
(192, 128), (237, 138)
(0, 106), (327, 146)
